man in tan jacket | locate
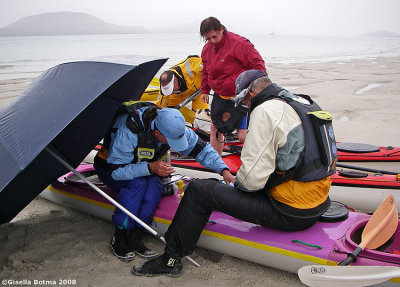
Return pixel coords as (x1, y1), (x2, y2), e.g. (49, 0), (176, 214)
(132, 70), (335, 277)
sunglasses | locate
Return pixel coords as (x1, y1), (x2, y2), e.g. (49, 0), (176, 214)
(205, 35), (218, 41)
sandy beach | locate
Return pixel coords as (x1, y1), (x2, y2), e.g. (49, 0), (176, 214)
(1, 56), (400, 287)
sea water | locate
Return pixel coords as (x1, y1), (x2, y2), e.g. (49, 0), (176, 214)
(0, 33), (399, 80)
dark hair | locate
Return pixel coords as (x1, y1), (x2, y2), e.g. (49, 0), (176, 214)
(159, 70), (174, 85)
(200, 17), (227, 37)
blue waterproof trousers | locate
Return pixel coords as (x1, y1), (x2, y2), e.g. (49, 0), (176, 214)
(95, 168), (163, 230)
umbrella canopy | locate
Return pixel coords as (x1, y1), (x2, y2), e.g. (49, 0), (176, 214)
(0, 55), (167, 224)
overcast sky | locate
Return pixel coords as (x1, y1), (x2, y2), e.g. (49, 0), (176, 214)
(1, 0), (399, 36)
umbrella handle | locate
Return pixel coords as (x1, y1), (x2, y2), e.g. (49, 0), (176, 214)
(45, 146), (200, 267)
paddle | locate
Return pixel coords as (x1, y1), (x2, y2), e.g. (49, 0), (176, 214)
(173, 89), (201, 110)
(298, 265), (400, 287)
(298, 194), (398, 286)
(340, 194), (398, 265)
(45, 146), (201, 267)
(336, 163), (399, 176)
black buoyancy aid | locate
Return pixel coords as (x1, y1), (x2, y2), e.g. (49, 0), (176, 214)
(94, 101), (170, 171)
(250, 84), (338, 188)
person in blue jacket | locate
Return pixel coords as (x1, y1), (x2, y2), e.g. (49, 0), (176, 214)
(94, 105), (234, 261)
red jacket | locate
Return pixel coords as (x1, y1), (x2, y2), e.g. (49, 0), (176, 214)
(201, 31), (267, 98)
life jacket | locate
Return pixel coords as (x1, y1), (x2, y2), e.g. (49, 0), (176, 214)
(162, 55), (202, 95)
(250, 84), (338, 188)
(94, 101), (170, 171)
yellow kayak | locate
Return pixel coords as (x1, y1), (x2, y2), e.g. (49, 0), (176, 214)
(140, 77), (160, 101)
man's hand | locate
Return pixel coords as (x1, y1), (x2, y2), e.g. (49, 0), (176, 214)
(200, 94), (209, 103)
(222, 169), (235, 186)
(148, 161), (175, 177)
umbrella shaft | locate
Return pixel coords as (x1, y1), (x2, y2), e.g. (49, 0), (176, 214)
(44, 147), (200, 267)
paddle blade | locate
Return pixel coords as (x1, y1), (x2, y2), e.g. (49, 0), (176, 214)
(362, 194), (398, 249)
(298, 265), (400, 287)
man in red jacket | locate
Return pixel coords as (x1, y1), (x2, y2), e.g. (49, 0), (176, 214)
(199, 17), (267, 153)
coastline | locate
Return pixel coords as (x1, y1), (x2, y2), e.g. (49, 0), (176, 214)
(1, 56), (400, 286)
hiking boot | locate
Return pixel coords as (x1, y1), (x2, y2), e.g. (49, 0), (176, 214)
(109, 228), (135, 261)
(131, 240), (159, 258)
(128, 229), (158, 259)
(131, 252), (182, 277)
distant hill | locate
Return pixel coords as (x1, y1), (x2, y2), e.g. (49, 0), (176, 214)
(362, 30), (400, 38)
(0, 12), (149, 36)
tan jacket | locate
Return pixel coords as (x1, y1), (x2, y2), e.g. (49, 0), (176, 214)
(236, 98), (330, 209)
(236, 99), (304, 191)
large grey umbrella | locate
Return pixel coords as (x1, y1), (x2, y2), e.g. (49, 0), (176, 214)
(0, 55), (167, 223)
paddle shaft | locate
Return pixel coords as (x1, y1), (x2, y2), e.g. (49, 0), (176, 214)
(336, 163), (398, 175)
(174, 89), (201, 110)
(299, 195), (398, 286)
(338, 194), (398, 266)
(339, 246), (363, 266)
(45, 147), (200, 267)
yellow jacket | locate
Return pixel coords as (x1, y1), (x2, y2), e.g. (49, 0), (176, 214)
(155, 56), (208, 112)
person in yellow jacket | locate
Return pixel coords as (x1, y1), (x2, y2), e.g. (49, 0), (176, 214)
(155, 55), (209, 124)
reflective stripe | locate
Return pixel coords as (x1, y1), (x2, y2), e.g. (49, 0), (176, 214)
(185, 59), (192, 77)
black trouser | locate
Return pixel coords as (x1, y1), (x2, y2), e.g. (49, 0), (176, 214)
(164, 179), (329, 258)
(210, 94), (235, 134)
(210, 94), (248, 136)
